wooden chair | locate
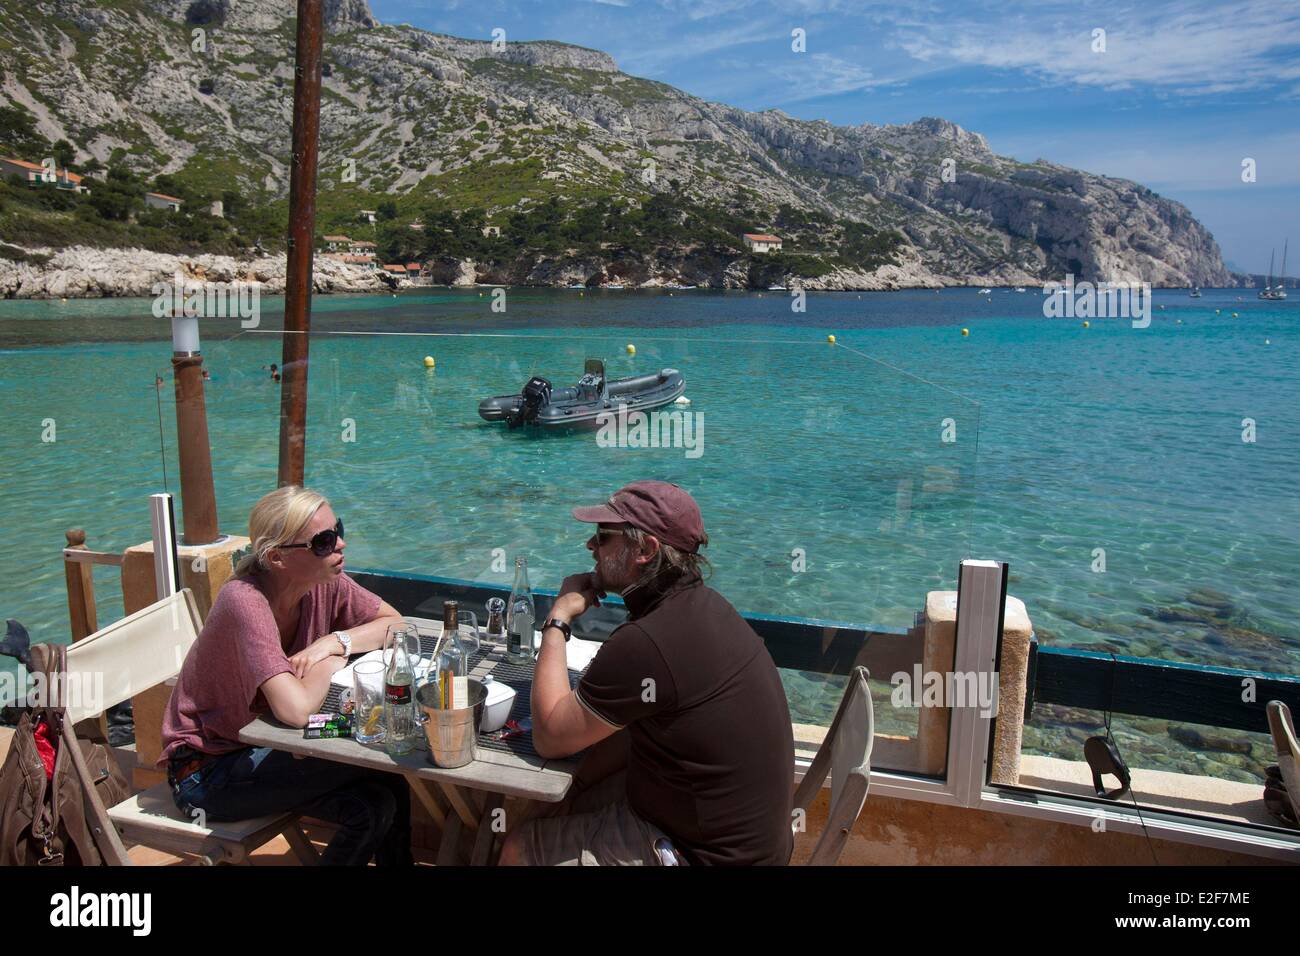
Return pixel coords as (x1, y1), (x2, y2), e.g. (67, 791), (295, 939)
(792, 665), (875, 866)
(65, 589), (318, 865)
(1266, 700), (1300, 825)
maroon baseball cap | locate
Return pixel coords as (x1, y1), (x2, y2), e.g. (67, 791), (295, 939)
(572, 480), (707, 554)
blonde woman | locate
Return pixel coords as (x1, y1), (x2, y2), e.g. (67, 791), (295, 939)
(159, 486), (412, 865)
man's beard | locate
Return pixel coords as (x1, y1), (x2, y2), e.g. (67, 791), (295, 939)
(594, 546), (632, 594)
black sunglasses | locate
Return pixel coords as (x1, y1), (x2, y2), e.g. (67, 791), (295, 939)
(280, 519), (344, 557)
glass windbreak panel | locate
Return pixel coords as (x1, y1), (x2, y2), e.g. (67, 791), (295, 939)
(195, 317), (981, 778)
(988, 293), (1300, 824)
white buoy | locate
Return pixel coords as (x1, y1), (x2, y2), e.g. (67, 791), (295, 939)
(674, 396), (691, 406)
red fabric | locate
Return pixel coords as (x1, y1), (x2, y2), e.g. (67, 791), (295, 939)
(33, 718), (56, 780)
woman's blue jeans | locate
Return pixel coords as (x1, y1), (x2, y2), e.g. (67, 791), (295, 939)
(172, 747), (413, 866)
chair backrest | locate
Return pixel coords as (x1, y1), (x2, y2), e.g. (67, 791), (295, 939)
(792, 665), (874, 866)
(1267, 700), (1300, 823)
(62, 589), (203, 724)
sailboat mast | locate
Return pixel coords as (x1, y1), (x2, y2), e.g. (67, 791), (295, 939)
(1281, 240), (1288, 291)
(1267, 249), (1275, 290)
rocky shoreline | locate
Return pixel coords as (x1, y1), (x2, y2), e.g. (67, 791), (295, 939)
(0, 245), (397, 299)
(0, 244), (1261, 300)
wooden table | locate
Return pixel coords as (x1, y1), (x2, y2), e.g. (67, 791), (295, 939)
(239, 616), (583, 865)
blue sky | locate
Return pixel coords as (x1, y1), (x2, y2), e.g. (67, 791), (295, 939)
(371, 0), (1300, 273)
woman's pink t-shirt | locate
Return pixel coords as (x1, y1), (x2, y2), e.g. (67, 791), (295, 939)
(159, 572), (382, 762)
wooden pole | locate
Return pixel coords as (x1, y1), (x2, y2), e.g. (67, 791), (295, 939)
(278, 0), (325, 488)
(64, 528), (98, 641)
(171, 354), (220, 544)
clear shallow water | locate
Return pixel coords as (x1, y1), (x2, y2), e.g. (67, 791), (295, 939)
(1, 288), (1296, 779)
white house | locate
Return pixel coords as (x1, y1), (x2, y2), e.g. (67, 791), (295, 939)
(323, 234), (351, 251)
(1, 157), (88, 193)
(743, 232), (783, 254)
(145, 192), (183, 212)
(358, 209), (376, 224)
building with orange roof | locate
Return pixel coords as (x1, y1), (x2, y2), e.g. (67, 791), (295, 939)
(0, 157), (89, 193)
(743, 232), (783, 254)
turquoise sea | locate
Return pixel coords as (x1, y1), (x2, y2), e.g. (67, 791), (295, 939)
(1, 288), (1296, 781)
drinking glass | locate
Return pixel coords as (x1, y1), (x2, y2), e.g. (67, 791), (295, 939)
(353, 660), (387, 745)
(456, 610), (480, 658)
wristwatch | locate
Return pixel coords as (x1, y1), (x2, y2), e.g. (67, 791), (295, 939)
(542, 618), (572, 642)
(333, 630), (353, 656)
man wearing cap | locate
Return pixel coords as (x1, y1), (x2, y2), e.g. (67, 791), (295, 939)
(499, 480), (795, 866)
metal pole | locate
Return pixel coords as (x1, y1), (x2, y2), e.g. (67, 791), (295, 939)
(278, 0), (325, 488)
(149, 493), (181, 599)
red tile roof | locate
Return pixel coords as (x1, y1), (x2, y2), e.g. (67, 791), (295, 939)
(743, 233), (782, 243)
(2, 158), (84, 182)
(147, 192), (183, 202)
(323, 234), (351, 242)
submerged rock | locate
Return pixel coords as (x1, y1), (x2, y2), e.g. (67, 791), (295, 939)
(1168, 725), (1253, 756)
(1186, 588), (1234, 612)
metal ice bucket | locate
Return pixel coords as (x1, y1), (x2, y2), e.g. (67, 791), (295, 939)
(416, 678), (489, 768)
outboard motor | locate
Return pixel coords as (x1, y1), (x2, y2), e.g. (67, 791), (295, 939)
(508, 376), (552, 428)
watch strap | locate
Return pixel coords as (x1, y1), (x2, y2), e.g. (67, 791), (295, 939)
(543, 618), (572, 642)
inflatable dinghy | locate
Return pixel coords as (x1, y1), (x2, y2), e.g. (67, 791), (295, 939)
(478, 359), (686, 429)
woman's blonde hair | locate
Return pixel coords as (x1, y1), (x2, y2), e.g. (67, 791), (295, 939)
(233, 485), (329, 577)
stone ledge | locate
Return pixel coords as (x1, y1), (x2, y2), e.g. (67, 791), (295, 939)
(1018, 753), (1285, 828)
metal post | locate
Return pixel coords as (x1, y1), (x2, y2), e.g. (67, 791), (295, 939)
(149, 493), (181, 599)
(278, 0), (325, 488)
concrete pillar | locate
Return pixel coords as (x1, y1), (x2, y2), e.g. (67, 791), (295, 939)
(916, 590), (1034, 785)
(121, 535), (248, 787)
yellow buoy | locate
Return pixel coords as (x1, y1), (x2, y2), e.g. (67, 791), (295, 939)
(961, 328), (970, 336)
(827, 334), (836, 344)
(626, 344), (636, 355)
(1082, 321), (1090, 328)
(423, 356), (435, 368)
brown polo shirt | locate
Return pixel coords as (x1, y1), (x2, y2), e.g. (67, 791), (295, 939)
(576, 569), (795, 865)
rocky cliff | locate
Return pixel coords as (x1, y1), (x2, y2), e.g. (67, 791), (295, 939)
(0, 0), (1231, 289)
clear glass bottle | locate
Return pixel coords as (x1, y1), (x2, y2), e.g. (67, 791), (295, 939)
(383, 626), (417, 755)
(437, 599), (469, 709)
(506, 556), (536, 665)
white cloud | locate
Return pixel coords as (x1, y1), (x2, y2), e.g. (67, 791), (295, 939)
(769, 53), (891, 102)
(617, 17), (780, 74)
(897, 1), (1300, 95)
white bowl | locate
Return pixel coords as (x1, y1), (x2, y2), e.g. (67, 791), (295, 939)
(480, 675), (517, 733)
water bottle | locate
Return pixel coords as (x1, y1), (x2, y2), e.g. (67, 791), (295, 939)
(507, 556), (535, 665)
